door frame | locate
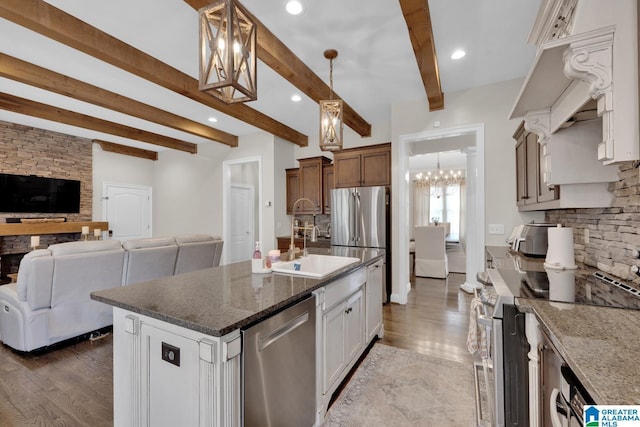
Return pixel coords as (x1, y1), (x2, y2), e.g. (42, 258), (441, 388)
(102, 182), (153, 239)
(222, 156), (262, 265)
(394, 123), (485, 304)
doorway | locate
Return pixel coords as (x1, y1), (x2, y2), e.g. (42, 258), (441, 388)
(395, 124), (485, 304)
(222, 157), (262, 265)
(228, 184), (255, 263)
(102, 183), (152, 241)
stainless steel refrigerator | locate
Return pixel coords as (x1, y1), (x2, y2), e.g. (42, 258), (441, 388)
(331, 186), (391, 301)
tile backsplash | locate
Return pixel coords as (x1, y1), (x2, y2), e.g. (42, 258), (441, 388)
(546, 161), (640, 286)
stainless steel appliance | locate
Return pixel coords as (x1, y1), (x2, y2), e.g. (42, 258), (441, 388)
(514, 223), (557, 257)
(541, 330), (593, 427)
(243, 295), (316, 427)
(331, 186), (390, 301)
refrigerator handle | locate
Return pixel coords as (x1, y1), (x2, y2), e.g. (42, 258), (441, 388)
(350, 191), (356, 243)
(354, 190), (360, 243)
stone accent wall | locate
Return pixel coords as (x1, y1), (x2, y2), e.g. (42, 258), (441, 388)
(0, 121), (93, 258)
(545, 161), (640, 287)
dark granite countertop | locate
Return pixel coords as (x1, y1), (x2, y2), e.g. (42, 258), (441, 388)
(517, 299), (640, 405)
(487, 246), (640, 404)
(91, 247), (384, 337)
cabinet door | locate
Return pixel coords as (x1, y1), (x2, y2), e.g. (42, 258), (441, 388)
(515, 136), (528, 206)
(140, 324), (200, 427)
(333, 152), (362, 188)
(366, 260), (383, 341)
(298, 158), (323, 213)
(323, 164), (334, 214)
(322, 301), (346, 394)
(344, 289), (364, 365)
(286, 169), (299, 214)
(361, 147), (390, 186)
(524, 131), (538, 205)
(535, 139), (559, 203)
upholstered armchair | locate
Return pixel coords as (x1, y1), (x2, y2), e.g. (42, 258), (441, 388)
(414, 225), (449, 279)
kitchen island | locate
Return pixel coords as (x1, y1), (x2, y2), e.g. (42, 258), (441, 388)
(91, 246), (385, 427)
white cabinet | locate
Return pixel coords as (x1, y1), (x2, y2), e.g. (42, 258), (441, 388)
(112, 307), (242, 427)
(365, 259), (384, 341)
(314, 267), (370, 420)
(322, 288), (364, 394)
(510, 1), (639, 166)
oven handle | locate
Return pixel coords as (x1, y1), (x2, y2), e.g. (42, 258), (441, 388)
(550, 388), (568, 427)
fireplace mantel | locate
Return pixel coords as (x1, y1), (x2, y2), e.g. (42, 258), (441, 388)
(0, 221), (108, 237)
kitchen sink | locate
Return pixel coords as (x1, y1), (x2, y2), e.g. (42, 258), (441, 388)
(271, 254), (360, 278)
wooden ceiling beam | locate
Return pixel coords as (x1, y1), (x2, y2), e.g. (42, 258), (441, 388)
(399, 0), (444, 111)
(0, 92), (198, 154)
(94, 139), (158, 161)
(184, 0), (372, 138)
(0, 0), (308, 147)
(0, 54), (238, 147)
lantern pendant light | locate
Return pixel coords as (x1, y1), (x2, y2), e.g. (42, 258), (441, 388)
(199, 0), (257, 103)
(319, 49), (344, 151)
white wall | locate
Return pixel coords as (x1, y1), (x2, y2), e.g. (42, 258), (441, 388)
(392, 78), (544, 247)
(153, 142), (230, 237)
(273, 137), (296, 238)
(92, 143), (155, 221)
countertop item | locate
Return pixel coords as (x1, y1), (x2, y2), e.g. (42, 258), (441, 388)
(91, 247), (384, 337)
(517, 299), (640, 405)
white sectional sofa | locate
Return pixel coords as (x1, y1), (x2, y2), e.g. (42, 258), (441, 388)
(0, 234), (223, 352)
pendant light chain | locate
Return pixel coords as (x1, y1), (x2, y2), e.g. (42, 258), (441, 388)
(329, 58), (334, 100)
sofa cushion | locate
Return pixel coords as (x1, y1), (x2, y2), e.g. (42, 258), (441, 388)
(174, 234), (215, 244)
(16, 249), (54, 309)
(174, 234), (223, 274)
(122, 237), (176, 250)
(48, 240), (123, 257)
(122, 237), (178, 285)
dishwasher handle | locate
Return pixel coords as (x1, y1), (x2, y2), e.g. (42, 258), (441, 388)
(258, 312), (310, 352)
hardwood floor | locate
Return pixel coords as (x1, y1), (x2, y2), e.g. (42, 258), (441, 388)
(0, 273), (474, 426)
(0, 334), (114, 426)
(380, 272), (474, 365)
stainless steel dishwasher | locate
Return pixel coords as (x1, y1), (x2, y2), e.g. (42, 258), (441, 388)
(243, 294), (316, 427)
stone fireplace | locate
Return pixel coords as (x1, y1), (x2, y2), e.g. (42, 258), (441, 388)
(0, 120), (94, 279)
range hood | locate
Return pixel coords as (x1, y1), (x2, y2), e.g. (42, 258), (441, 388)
(509, 26), (616, 162)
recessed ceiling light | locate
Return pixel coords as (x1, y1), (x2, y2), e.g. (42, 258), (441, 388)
(291, 94), (302, 102)
(208, 117), (218, 123)
(285, 0), (303, 15)
(451, 49), (466, 60)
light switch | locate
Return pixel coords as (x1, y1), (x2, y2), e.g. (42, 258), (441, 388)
(488, 224), (504, 235)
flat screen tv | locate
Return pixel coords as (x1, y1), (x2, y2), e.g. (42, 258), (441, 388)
(0, 173), (81, 214)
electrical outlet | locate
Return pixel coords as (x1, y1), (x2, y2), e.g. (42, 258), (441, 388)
(488, 224), (505, 235)
(584, 229), (590, 244)
(162, 342), (180, 367)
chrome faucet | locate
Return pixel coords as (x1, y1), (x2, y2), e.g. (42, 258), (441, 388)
(289, 198), (315, 260)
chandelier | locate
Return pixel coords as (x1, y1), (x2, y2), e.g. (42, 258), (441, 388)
(414, 154), (464, 198)
(199, 0), (257, 104)
(319, 49), (343, 151)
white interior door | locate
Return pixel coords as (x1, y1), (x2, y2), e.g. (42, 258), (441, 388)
(103, 184), (152, 241)
(228, 184), (254, 263)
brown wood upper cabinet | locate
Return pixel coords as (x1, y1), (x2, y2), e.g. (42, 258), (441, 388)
(513, 122), (558, 208)
(296, 156), (331, 214)
(333, 143), (391, 188)
(285, 168), (300, 215)
(322, 164), (334, 214)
